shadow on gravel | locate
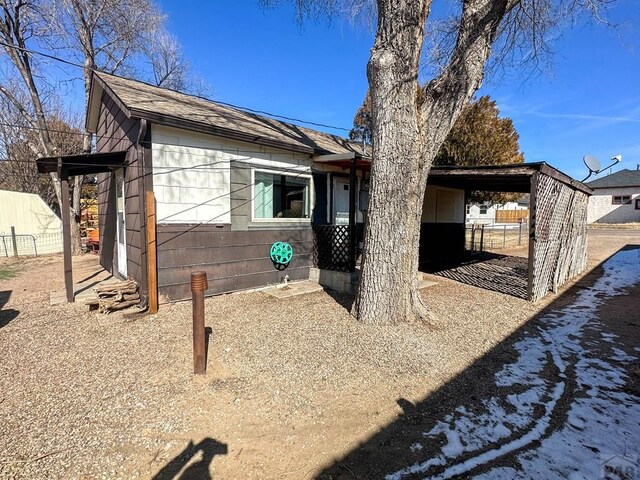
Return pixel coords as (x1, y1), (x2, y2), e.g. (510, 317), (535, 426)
(316, 244), (640, 479)
(153, 438), (228, 480)
(0, 290), (19, 329)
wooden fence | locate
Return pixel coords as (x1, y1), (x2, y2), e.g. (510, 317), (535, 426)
(495, 209), (529, 224)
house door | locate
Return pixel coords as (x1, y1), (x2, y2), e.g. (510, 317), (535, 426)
(333, 177), (350, 225)
(115, 169), (127, 277)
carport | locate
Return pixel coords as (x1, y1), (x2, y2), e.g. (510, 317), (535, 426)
(426, 162), (593, 301)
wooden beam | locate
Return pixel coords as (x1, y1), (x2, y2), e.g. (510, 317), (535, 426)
(349, 157), (357, 272)
(59, 165), (74, 303)
(146, 191), (158, 314)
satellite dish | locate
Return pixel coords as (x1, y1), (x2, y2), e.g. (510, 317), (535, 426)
(583, 155), (601, 173)
(581, 154), (622, 182)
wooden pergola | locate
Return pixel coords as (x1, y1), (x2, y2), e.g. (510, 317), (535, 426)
(37, 151), (128, 302)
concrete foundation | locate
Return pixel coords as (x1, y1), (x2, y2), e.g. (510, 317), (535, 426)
(309, 268), (359, 295)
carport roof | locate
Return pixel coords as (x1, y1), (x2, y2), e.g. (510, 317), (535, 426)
(428, 162), (592, 195)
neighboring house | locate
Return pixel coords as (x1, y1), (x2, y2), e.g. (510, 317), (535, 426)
(466, 198), (529, 224)
(586, 168), (640, 224)
(0, 190), (63, 256)
(39, 72), (589, 304)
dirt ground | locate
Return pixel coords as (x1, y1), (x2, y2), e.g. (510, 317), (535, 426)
(0, 228), (638, 479)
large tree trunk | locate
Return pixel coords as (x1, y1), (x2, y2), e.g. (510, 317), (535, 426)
(354, 0), (514, 325)
(353, 0), (431, 324)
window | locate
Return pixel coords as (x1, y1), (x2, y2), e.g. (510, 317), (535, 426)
(479, 205), (488, 215)
(636, 198), (640, 210)
(612, 195), (632, 205)
(253, 170), (311, 220)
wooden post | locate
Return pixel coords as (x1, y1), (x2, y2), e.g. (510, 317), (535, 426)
(348, 157), (357, 272)
(10, 226), (18, 258)
(60, 166), (74, 303)
(191, 271), (208, 374)
(146, 191), (158, 314)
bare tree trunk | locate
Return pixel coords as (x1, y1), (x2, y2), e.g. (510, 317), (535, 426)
(355, 0), (514, 324)
(354, 0), (431, 325)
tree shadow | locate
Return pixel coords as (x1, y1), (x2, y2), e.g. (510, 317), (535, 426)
(152, 438), (228, 480)
(316, 244), (640, 479)
(424, 252), (529, 299)
(321, 286), (355, 312)
(0, 290), (19, 329)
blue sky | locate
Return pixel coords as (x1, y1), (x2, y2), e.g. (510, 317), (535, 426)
(157, 0), (639, 181)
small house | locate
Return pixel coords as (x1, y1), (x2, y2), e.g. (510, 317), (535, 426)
(37, 73), (592, 304)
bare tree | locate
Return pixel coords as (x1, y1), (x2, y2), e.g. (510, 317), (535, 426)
(269, 0), (613, 324)
(145, 31), (211, 95)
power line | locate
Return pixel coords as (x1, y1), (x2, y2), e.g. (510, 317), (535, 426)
(0, 40), (352, 133)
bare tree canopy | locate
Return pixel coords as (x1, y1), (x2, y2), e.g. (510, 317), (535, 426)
(269, 0), (615, 325)
(0, 0), (206, 254)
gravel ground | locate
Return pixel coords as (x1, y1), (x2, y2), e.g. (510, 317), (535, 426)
(0, 229), (637, 479)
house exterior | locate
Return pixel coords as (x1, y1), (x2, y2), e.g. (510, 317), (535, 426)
(70, 72), (590, 305)
(0, 190), (63, 256)
(466, 199), (528, 225)
(586, 168), (640, 224)
(85, 72), (377, 302)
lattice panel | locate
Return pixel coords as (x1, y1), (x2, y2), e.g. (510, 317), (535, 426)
(313, 225), (351, 272)
(529, 173), (589, 301)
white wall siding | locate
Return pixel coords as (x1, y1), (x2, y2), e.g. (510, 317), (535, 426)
(422, 185), (465, 223)
(0, 190), (63, 256)
(587, 187), (640, 223)
(151, 125), (312, 225)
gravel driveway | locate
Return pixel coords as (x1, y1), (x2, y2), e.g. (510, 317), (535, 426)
(0, 228), (638, 479)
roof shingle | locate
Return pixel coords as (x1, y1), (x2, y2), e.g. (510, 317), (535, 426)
(586, 169), (640, 189)
(93, 72), (363, 156)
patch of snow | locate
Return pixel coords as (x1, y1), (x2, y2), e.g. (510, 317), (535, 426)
(387, 248), (640, 480)
(411, 443), (424, 452)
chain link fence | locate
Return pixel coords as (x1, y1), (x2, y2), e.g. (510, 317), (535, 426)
(466, 222), (529, 253)
(1, 230), (63, 257)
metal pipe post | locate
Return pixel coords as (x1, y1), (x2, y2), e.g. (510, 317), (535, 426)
(10, 226), (18, 258)
(191, 271), (208, 374)
(518, 220), (523, 246)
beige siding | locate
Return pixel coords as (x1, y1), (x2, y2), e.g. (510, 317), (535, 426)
(0, 190), (62, 255)
(421, 185), (465, 223)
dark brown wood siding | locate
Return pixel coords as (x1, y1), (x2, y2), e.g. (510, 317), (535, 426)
(156, 225), (313, 301)
(95, 90), (146, 289)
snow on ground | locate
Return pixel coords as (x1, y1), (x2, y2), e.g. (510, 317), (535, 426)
(387, 248), (640, 480)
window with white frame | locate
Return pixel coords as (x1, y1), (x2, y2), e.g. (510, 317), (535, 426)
(253, 170), (311, 220)
(479, 205), (488, 215)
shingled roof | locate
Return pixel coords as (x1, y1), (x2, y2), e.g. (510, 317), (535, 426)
(87, 71), (364, 156)
(586, 169), (640, 189)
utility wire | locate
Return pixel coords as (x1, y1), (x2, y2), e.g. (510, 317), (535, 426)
(0, 40), (352, 133)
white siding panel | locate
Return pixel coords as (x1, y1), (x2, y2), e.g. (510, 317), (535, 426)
(422, 185), (465, 223)
(151, 125), (313, 225)
(0, 190), (63, 255)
